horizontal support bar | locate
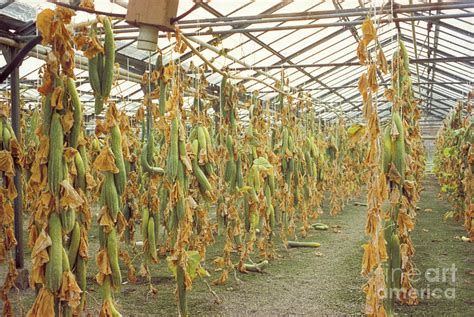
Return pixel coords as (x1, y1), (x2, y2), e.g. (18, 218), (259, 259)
(217, 56), (474, 71)
(257, 81), (472, 93)
(176, 2), (474, 29)
(148, 12), (474, 38)
(178, 1), (474, 25)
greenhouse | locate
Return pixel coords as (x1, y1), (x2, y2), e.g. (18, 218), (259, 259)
(0, 0), (472, 316)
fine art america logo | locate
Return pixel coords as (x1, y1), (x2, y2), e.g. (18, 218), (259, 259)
(384, 264), (457, 300)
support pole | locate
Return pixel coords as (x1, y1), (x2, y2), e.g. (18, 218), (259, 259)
(9, 46), (24, 269)
(1, 45), (25, 270)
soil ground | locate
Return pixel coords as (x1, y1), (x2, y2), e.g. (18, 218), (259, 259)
(6, 175), (473, 316)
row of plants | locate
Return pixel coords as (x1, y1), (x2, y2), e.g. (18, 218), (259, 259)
(357, 15), (425, 316)
(433, 98), (473, 241)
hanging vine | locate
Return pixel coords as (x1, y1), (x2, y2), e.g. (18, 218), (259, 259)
(28, 7), (85, 316)
(0, 104), (21, 317)
(357, 16), (390, 317)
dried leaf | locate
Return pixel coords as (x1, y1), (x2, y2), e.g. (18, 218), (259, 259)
(84, 38), (104, 60)
(30, 229), (52, 285)
(51, 86), (65, 110)
(60, 180), (84, 209)
(59, 271), (82, 308)
(368, 64), (378, 93)
(0, 150), (15, 177)
(163, 65), (175, 82)
(116, 211), (127, 236)
(398, 210), (415, 232)
(79, 0), (95, 10)
(358, 73), (369, 103)
(211, 270), (228, 286)
(93, 147), (119, 173)
(135, 106), (145, 122)
(73, 34), (88, 50)
(377, 48), (388, 75)
(62, 110), (75, 133)
(384, 88), (394, 102)
(56, 7), (75, 24)
(36, 9), (56, 45)
(38, 68), (55, 95)
(79, 227), (89, 258)
(27, 287), (55, 317)
(95, 249), (112, 285)
(361, 243), (377, 276)
(1, 201), (14, 226)
(362, 18), (376, 44)
(357, 40), (367, 65)
(95, 119), (109, 136)
(213, 256), (225, 268)
(98, 207), (115, 234)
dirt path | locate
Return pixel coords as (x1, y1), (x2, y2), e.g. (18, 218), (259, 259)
(190, 191), (369, 316)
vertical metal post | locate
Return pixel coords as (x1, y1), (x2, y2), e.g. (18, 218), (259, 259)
(9, 46), (24, 269)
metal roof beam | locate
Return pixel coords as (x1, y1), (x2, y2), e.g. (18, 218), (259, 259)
(412, 12), (474, 38)
(400, 35), (473, 68)
(175, 1), (292, 65)
(178, 1), (474, 25)
(162, 12), (474, 37)
(198, 5), (361, 111)
(258, 80), (470, 92)
(227, 56), (474, 70)
(426, 15), (441, 116)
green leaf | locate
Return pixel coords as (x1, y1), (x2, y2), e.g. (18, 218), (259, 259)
(186, 250), (201, 280)
(443, 147), (454, 158)
(167, 251), (209, 281)
(253, 157), (272, 172)
(166, 255), (178, 278)
(443, 211), (455, 221)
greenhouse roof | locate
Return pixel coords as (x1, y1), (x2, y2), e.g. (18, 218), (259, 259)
(0, 0), (472, 127)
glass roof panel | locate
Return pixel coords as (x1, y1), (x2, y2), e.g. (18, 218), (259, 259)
(0, 0), (471, 124)
(226, 1), (279, 17)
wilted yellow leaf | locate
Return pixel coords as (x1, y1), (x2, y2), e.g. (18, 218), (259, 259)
(30, 229), (52, 285)
(84, 38), (104, 60)
(357, 40), (367, 65)
(377, 48), (388, 75)
(56, 7), (75, 24)
(211, 270), (228, 286)
(95, 249), (112, 285)
(358, 72), (369, 103)
(36, 9), (55, 45)
(27, 287), (55, 317)
(361, 18), (376, 44)
(79, 0), (95, 10)
(384, 88), (394, 102)
(59, 271), (82, 308)
(368, 64), (378, 93)
(93, 147), (119, 173)
(60, 180), (84, 209)
(135, 106), (145, 122)
(62, 111), (75, 133)
(361, 243), (377, 276)
(51, 86), (65, 110)
(0, 150), (15, 177)
(163, 65), (175, 82)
